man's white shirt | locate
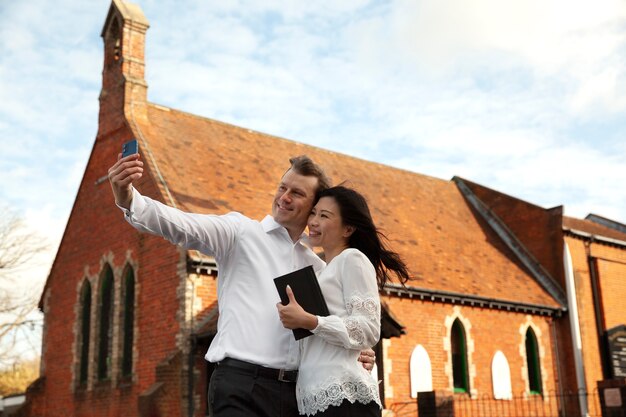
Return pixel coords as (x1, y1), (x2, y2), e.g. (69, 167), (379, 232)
(119, 188), (325, 370)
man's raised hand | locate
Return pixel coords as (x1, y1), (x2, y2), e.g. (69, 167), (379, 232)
(108, 153), (143, 210)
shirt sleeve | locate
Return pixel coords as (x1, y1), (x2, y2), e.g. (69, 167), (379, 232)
(311, 250), (381, 350)
(117, 188), (241, 260)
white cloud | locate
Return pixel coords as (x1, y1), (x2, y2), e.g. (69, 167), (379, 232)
(382, 0), (626, 73)
(570, 68), (626, 115)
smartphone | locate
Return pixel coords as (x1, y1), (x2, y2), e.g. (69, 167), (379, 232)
(121, 139), (138, 158)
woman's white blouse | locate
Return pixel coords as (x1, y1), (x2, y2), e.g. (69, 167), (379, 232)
(296, 248), (382, 416)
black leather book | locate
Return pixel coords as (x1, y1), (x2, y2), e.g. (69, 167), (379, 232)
(274, 265), (330, 340)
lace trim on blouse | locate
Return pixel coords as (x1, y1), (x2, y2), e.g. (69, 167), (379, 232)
(344, 294), (379, 345)
(314, 297), (379, 348)
(297, 374), (381, 416)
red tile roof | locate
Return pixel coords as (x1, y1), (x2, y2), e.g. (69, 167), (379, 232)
(131, 103), (561, 309)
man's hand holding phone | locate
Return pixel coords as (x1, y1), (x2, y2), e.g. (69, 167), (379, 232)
(121, 138), (138, 158)
(108, 138), (143, 210)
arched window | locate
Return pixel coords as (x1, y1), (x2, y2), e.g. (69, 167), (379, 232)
(410, 344), (433, 397)
(98, 265), (114, 380)
(451, 319), (469, 393)
(121, 266), (135, 377)
(525, 328), (542, 395)
(78, 280), (92, 386)
(491, 351), (512, 400)
(105, 17), (121, 63)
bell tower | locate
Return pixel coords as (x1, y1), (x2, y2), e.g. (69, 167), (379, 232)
(98, 0), (149, 135)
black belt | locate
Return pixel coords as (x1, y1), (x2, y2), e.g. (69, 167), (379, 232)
(219, 358), (298, 383)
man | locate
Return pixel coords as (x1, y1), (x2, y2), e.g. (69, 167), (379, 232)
(108, 153), (375, 417)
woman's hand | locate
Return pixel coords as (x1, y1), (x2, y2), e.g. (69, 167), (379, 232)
(276, 286), (318, 330)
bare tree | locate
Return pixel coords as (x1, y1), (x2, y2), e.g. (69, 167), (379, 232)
(0, 206), (49, 368)
(0, 358), (39, 396)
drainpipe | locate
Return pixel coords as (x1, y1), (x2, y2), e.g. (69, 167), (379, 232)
(563, 243), (589, 417)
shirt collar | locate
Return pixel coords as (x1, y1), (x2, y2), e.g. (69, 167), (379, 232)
(261, 215), (308, 243)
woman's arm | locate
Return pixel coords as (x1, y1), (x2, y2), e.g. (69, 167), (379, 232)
(312, 250), (381, 350)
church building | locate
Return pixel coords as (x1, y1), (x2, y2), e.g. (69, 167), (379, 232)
(17, 1), (626, 416)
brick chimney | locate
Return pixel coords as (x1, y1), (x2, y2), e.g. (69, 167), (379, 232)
(98, 0), (150, 135)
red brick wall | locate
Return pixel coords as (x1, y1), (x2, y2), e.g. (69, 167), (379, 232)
(593, 246), (626, 331)
(24, 119), (188, 417)
(380, 294), (557, 409)
(563, 235), (626, 414)
(564, 237), (603, 395)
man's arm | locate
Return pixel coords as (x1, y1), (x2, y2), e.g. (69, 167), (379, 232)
(108, 153), (242, 259)
(108, 153), (144, 209)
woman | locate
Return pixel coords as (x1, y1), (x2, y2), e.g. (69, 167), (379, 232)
(277, 185), (410, 416)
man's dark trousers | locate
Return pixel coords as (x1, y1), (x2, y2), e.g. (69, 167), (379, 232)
(208, 358), (299, 417)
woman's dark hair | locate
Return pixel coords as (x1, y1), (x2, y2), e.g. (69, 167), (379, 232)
(318, 185), (410, 289)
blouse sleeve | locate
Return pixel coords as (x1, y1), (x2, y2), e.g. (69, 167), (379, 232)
(311, 250), (381, 350)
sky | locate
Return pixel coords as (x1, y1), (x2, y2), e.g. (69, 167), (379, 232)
(1, 0), (625, 360)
